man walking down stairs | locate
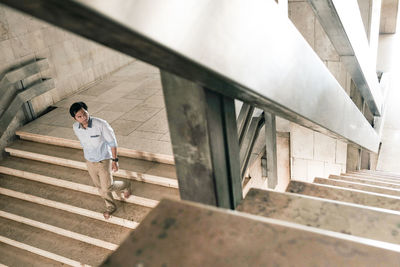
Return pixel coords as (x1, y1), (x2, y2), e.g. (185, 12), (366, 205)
(69, 101), (131, 220)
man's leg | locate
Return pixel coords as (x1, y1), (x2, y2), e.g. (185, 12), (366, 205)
(86, 160), (101, 188)
(109, 179), (131, 199)
(91, 160), (116, 219)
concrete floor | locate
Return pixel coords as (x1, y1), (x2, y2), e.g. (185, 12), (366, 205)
(376, 32), (400, 172)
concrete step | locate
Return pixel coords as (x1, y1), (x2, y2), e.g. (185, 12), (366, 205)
(16, 130), (175, 165)
(0, 216), (108, 266)
(286, 180), (400, 211)
(345, 171), (400, 182)
(102, 199), (400, 266)
(0, 156), (179, 208)
(329, 174), (400, 189)
(314, 177), (400, 197)
(0, 241), (63, 267)
(0, 194), (129, 248)
(338, 173), (400, 184)
(238, 188), (400, 244)
(0, 173), (151, 228)
(351, 170), (400, 179)
(6, 139), (178, 188)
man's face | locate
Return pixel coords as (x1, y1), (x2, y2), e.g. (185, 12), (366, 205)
(74, 108), (89, 125)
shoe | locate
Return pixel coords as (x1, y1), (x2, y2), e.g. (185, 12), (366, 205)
(103, 207), (116, 220)
(123, 183), (131, 199)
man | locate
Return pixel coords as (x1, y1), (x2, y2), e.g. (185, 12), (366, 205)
(69, 101), (130, 219)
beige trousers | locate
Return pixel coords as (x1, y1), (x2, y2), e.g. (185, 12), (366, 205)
(86, 159), (128, 212)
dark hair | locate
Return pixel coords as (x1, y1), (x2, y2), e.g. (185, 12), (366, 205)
(69, 102), (88, 117)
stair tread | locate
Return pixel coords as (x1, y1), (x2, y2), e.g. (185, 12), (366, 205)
(342, 173), (400, 183)
(8, 139), (177, 180)
(0, 217), (109, 266)
(286, 180), (400, 212)
(0, 156), (179, 201)
(103, 199), (400, 266)
(0, 194), (130, 245)
(350, 171), (400, 179)
(238, 188), (400, 244)
(0, 174), (151, 222)
(314, 177), (400, 197)
(0, 241), (63, 267)
(329, 175), (400, 189)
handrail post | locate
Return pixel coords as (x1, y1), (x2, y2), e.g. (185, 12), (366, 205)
(237, 103), (255, 148)
(161, 71), (242, 209)
(239, 115), (265, 179)
(264, 112), (278, 189)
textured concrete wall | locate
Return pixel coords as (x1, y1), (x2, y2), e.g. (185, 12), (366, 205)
(0, 4), (134, 156)
(0, 4), (134, 113)
(287, 0), (350, 181)
(290, 124), (347, 182)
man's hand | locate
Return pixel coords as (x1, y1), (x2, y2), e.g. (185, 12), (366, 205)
(112, 161), (119, 172)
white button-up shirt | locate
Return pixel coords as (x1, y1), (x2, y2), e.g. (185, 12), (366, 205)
(73, 117), (117, 162)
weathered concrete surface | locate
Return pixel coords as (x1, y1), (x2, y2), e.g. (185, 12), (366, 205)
(330, 174), (400, 189)
(287, 180), (400, 211)
(238, 188), (400, 244)
(102, 198), (400, 267)
(314, 177), (400, 197)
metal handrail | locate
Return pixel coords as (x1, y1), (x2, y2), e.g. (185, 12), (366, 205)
(0, 59), (54, 138)
(0, 59), (49, 117)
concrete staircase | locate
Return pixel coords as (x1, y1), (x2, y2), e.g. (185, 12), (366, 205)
(3, 127), (400, 266)
(237, 170), (400, 245)
(103, 170), (400, 266)
(0, 133), (179, 266)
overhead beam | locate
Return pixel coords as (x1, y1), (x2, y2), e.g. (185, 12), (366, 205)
(308, 0), (383, 116)
(0, 0), (380, 152)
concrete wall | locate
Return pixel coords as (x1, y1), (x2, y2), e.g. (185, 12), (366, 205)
(0, 4), (134, 157)
(289, 124), (347, 182)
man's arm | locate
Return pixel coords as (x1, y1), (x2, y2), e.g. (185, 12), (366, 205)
(111, 146), (119, 172)
(101, 119), (119, 172)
